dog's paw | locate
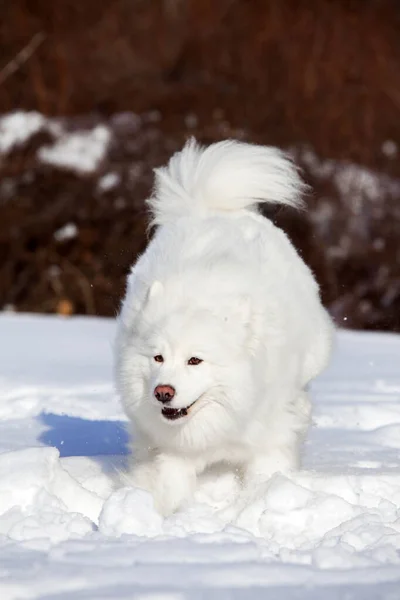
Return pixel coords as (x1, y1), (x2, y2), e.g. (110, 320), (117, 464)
(243, 446), (299, 490)
(126, 454), (196, 516)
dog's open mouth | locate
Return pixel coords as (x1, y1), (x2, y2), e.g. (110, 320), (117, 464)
(161, 401), (196, 421)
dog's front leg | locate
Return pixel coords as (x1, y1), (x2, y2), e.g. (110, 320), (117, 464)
(243, 445), (299, 489)
(128, 453), (197, 516)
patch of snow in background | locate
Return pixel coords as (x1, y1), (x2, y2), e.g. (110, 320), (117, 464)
(54, 223), (78, 242)
(110, 111), (141, 133)
(381, 140), (398, 158)
(0, 111), (48, 154)
(98, 172), (120, 193)
(1, 111), (399, 205)
(0, 111), (112, 175)
(38, 126), (111, 174)
(294, 147), (400, 204)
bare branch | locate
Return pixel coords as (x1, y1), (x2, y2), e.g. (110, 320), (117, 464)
(0, 32), (46, 86)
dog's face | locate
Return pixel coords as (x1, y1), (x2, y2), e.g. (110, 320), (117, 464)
(117, 283), (257, 451)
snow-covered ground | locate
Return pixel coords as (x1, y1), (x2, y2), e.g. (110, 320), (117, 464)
(1, 314), (400, 599)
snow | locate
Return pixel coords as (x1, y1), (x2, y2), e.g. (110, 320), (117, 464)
(382, 140), (398, 158)
(38, 126), (111, 174)
(1, 110), (398, 202)
(0, 112), (47, 154)
(0, 111), (111, 174)
(293, 146), (400, 204)
(98, 172), (121, 193)
(1, 314), (400, 599)
(54, 223), (78, 242)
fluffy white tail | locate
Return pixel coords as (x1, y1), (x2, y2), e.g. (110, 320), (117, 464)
(148, 138), (306, 225)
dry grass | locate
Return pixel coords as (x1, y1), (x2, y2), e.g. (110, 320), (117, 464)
(1, 1), (399, 164)
(1, 1), (400, 330)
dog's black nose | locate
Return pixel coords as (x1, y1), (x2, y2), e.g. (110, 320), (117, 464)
(154, 385), (175, 403)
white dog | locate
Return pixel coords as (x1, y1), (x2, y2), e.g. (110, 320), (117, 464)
(115, 138), (333, 516)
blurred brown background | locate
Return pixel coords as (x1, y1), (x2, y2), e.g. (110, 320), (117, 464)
(1, 0), (400, 330)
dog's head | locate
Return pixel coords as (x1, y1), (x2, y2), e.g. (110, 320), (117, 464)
(116, 280), (258, 451)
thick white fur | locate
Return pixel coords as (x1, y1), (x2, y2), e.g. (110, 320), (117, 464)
(115, 138), (334, 516)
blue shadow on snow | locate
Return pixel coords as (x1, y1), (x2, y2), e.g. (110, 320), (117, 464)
(38, 412), (129, 458)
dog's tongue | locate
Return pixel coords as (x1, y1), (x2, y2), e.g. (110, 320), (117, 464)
(162, 406), (188, 420)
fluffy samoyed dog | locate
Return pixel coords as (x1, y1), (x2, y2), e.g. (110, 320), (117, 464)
(115, 139), (333, 515)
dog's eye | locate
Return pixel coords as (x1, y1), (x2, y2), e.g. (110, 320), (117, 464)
(188, 357), (202, 366)
(154, 355), (164, 363)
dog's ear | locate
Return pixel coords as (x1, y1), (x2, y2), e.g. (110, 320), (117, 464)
(118, 274), (146, 329)
(141, 280), (164, 310)
(148, 280), (164, 300)
(118, 279), (164, 332)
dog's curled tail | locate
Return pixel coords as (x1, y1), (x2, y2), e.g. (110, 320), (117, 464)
(148, 138), (306, 226)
